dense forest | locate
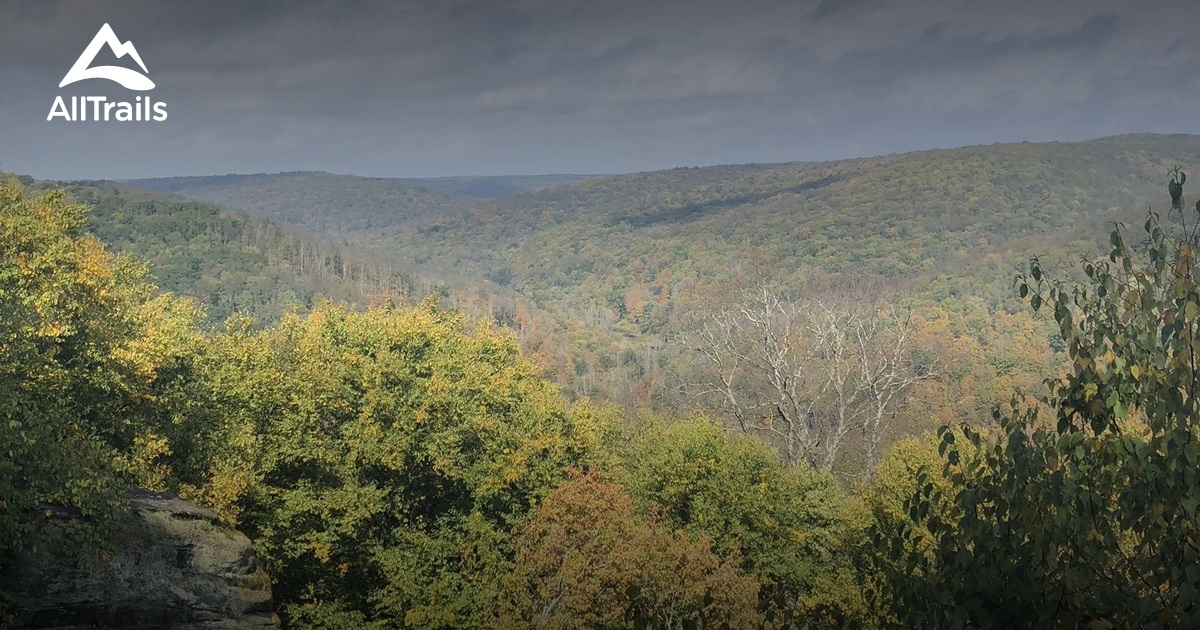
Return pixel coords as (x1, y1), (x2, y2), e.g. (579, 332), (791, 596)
(3, 134), (1200, 627)
(125, 172), (477, 232)
(122, 136), (1200, 473)
(14, 176), (453, 325)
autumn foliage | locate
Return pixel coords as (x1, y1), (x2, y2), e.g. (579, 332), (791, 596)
(7, 162), (1200, 628)
(501, 470), (761, 628)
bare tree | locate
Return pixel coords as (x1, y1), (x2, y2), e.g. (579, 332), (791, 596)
(681, 286), (930, 477)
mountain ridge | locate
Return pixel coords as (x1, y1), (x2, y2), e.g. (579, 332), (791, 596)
(127, 171), (477, 232)
(121, 134), (1200, 331)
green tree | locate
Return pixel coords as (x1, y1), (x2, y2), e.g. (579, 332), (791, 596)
(859, 431), (975, 627)
(188, 300), (616, 627)
(615, 413), (861, 624)
(0, 183), (197, 581)
(880, 169), (1200, 627)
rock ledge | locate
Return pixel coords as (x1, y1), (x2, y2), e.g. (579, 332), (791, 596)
(6, 489), (278, 629)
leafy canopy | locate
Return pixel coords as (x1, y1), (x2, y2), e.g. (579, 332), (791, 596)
(878, 169), (1200, 627)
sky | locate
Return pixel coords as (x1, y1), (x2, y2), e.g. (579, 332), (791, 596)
(1, 0), (1198, 180)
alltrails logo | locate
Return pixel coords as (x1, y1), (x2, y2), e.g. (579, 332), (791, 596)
(47, 23), (167, 122)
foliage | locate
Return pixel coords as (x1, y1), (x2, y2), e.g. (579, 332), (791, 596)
(10, 139), (1200, 628)
(135, 136), (1195, 445)
(615, 413), (864, 624)
(188, 301), (615, 626)
(859, 431), (975, 626)
(0, 183), (196, 579)
(499, 469), (764, 629)
(370, 134), (1198, 333)
(128, 171), (475, 232)
(54, 182), (426, 323)
(880, 170), (1200, 627)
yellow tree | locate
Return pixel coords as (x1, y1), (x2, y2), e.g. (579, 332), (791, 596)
(0, 182), (187, 562)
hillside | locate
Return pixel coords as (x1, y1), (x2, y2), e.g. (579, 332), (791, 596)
(399, 174), (605, 199)
(127, 171), (477, 232)
(18, 177), (431, 324)
(10, 152), (1200, 629)
(111, 135), (1200, 411)
(145, 137), (1200, 331)
(4, 174), (582, 403)
(372, 134), (1200, 328)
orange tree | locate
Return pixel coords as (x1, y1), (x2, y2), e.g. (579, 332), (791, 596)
(498, 470), (763, 629)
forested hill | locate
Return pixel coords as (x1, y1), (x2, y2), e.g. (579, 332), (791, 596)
(112, 134), (1200, 408)
(370, 133), (1200, 324)
(398, 174), (605, 199)
(9, 143), (1200, 628)
(103, 135), (1200, 409)
(18, 177), (429, 324)
(127, 171), (478, 232)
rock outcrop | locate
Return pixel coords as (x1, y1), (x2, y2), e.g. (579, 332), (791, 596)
(5, 490), (278, 629)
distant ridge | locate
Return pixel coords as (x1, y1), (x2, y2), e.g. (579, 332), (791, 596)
(126, 171), (476, 232)
(128, 171), (605, 204)
(363, 133), (1200, 324)
(67, 133), (1200, 406)
(398, 174), (605, 199)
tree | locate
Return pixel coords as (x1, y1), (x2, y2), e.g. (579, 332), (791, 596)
(859, 431), (974, 627)
(683, 286), (929, 476)
(187, 300), (616, 627)
(616, 413), (867, 625)
(498, 469), (763, 629)
(0, 183), (149, 564)
(880, 168), (1200, 627)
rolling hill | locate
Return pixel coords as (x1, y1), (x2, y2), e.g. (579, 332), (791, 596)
(108, 134), (1200, 408)
(14, 176), (435, 324)
(358, 134), (1200, 330)
(127, 171), (478, 232)
(399, 174), (605, 199)
(141, 137), (1200, 328)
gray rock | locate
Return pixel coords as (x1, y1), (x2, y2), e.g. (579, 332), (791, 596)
(5, 490), (278, 629)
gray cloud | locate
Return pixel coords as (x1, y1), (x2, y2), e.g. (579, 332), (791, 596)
(809, 0), (869, 21)
(1030, 13), (1120, 53)
(0, 0), (1197, 180)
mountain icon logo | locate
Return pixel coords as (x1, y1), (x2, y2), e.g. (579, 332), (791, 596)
(59, 23), (155, 91)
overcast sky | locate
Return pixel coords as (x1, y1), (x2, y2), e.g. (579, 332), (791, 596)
(1, 0), (1198, 179)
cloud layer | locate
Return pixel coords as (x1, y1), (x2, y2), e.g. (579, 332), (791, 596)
(1, 0), (1197, 179)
